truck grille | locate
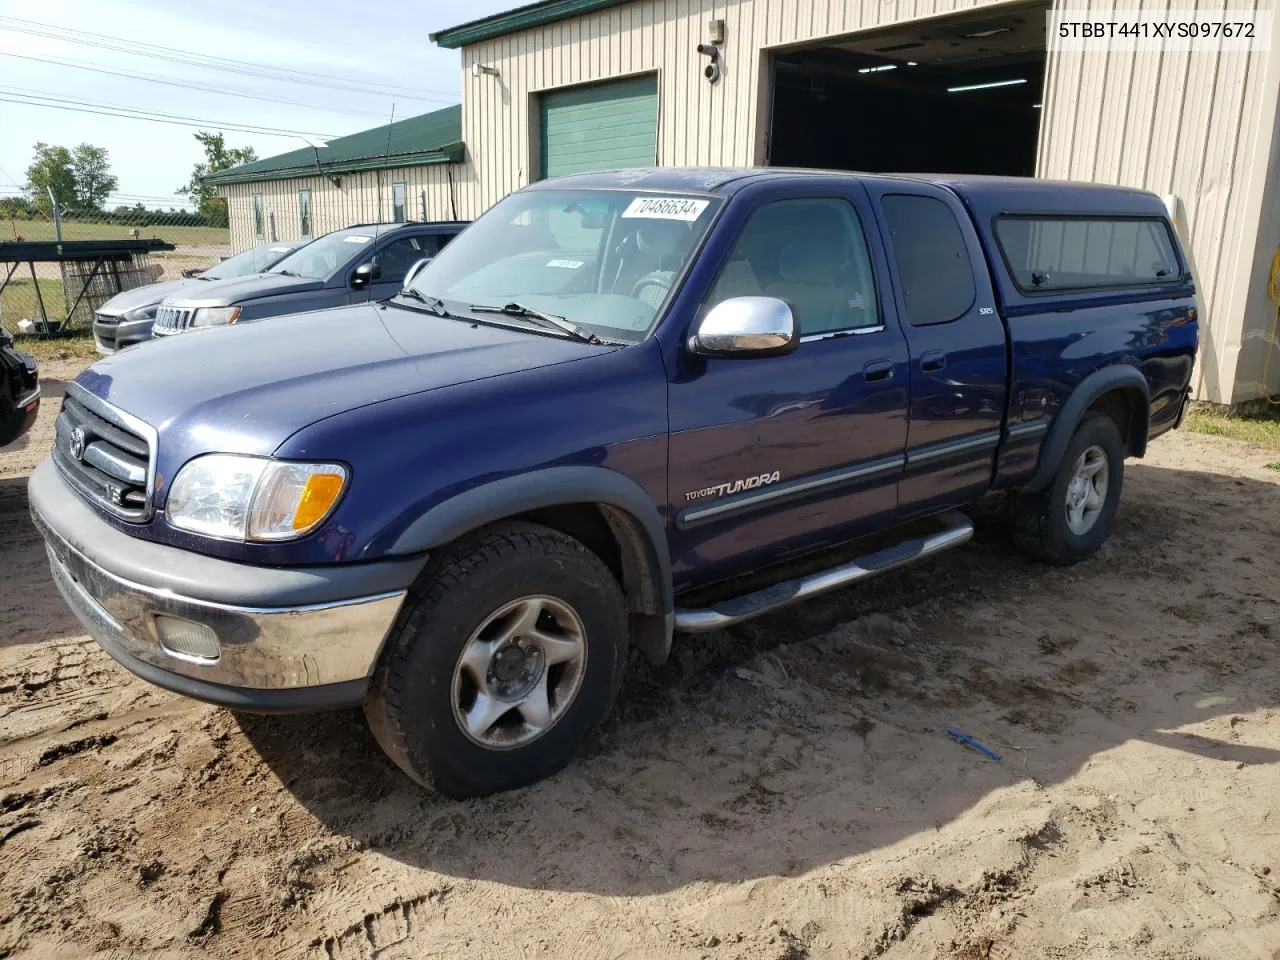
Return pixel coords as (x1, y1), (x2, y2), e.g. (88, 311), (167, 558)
(153, 305), (193, 334)
(53, 383), (156, 522)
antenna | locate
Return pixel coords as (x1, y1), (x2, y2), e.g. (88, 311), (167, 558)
(377, 102), (395, 225)
(301, 136), (339, 188)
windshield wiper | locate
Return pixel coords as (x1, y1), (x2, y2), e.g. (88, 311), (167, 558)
(396, 287), (451, 317)
(274, 269), (302, 278)
(468, 302), (601, 344)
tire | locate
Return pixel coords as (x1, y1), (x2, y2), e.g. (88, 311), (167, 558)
(364, 521), (628, 798)
(1009, 411), (1125, 565)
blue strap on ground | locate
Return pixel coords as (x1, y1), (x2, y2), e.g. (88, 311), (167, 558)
(945, 727), (1002, 763)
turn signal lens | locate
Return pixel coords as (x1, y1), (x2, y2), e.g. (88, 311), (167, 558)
(248, 462), (348, 541)
(293, 472), (346, 530)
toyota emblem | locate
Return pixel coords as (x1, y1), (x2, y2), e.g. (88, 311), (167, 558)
(70, 426), (86, 461)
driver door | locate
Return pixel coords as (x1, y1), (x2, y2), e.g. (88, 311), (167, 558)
(665, 186), (910, 589)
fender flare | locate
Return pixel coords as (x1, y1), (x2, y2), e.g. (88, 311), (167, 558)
(1022, 365), (1150, 492)
(388, 466), (674, 620)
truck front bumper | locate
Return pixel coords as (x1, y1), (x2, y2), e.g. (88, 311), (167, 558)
(29, 459), (418, 712)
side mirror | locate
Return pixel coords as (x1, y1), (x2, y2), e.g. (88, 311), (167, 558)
(687, 297), (798, 359)
(403, 257), (433, 289)
(351, 262), (381, 288)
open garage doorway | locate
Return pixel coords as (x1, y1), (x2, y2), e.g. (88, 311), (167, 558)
(767, 4), (1048, 176)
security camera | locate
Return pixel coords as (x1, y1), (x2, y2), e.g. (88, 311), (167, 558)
(696, 43), (719, 59)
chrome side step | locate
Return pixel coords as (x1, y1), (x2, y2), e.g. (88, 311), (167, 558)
(673, 510), (974, 633)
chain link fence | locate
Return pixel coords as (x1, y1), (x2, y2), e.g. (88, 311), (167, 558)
(0, 206), (230, 337)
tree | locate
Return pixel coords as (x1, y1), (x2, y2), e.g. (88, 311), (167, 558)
(71, 143), (118, 212)
(177, 132), (258, 229)
(24, 142), (76, 213)
(25, 142), (118, 213)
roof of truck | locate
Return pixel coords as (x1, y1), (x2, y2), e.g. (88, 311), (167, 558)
(527, 168), (1169, 217)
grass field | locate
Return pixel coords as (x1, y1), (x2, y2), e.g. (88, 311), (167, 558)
(1185, 407), (1280, 450)
(13, 328), (98, 361)
(3, 219), (229, 247)
(0, 277), (66, 325)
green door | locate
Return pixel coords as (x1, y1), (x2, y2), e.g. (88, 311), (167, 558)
(540, 75), (658, 179)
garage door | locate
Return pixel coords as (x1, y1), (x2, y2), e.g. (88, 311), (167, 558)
(540, 75), (658, 179)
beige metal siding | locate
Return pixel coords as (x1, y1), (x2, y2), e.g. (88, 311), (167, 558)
(218, 164), (462, 253)
(453, 0), (1021, 217)
(1039, 2), (1280, 404)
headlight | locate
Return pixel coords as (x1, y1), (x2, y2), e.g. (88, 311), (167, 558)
(166, 454), (347, 541)
(189, 306), (242, 328)
(124, 304), (159, 322)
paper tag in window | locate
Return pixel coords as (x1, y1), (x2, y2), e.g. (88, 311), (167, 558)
(270, 246), (291, 252)
(621, 197), (710, 222)
(546, 258), (584, 269)
(343, 235), (373, 244)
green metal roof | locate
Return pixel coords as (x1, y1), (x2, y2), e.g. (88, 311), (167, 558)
(205, 104), (464, 186)
(431, 0), (634, 49)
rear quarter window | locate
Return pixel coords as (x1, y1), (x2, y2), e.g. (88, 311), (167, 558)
(995, 216), (1182, 293)
(881, 195), (976, 327)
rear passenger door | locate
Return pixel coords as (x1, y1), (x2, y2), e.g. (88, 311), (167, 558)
(865, 183), (1008, 516)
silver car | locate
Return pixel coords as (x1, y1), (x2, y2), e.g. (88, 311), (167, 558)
(92, 240), (310, 354)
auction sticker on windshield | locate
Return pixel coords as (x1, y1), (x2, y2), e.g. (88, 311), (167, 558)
(622, 197), (710, 221)
(343, 236), (374, 244)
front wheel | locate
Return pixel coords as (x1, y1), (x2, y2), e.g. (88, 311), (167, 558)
(1009, 411), (1125, 565)
(364, 522), (628, 797)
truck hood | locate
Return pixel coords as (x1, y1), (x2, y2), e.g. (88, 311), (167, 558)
(76, 302), (616, 462)
(160, 272), (322, 307)
(98, 279), (195, 316)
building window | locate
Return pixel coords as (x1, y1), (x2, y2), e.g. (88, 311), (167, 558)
(252, 193), (264, 238)
(392, 182), (406, 223)
(298, 189), (312, 237)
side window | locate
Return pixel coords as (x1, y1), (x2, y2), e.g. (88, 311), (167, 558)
(704, 198), (880, 336)
(994, 216), (1181, 291)
(252, 194), (264, 239)
(881, 194), (976, 327)
(370, 235), (431, 284)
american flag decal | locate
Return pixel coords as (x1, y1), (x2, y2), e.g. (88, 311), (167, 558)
(848, 292), (867, 310)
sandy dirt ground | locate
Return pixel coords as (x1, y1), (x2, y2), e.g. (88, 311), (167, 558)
(2, 362), (1279, 959)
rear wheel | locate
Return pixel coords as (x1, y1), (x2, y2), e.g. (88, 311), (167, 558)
(1009, 412), (1125, 565)
(364, 522), (628, 797)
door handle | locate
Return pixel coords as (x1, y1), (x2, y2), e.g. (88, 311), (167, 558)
(920, 351), (947, 373)
(862, 359), (895, 382)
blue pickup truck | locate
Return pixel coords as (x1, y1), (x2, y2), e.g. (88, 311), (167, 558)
(30, 168), (1197, 796)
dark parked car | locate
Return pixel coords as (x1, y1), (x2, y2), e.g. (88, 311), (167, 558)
(30, 169), (1197, 797)
(151, 222), (467, 337)
(92, 240), (311, 354)
(0, 329), (39, 447)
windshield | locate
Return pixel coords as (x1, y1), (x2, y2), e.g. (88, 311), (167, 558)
(407, 190), (721, 341)
(201, 241), (304, 280)
(269, 229), (377, 280)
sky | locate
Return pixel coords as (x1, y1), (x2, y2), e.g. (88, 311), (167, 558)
(0, 0), (513, 210)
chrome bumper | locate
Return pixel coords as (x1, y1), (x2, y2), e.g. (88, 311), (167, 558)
(41, 516), (405, 692)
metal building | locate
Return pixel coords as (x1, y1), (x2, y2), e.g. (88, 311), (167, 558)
(214, 0), (1280, 405)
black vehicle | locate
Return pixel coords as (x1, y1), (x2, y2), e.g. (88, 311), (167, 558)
(151, 222), (468, 337)
(0, 329), (39, 447)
